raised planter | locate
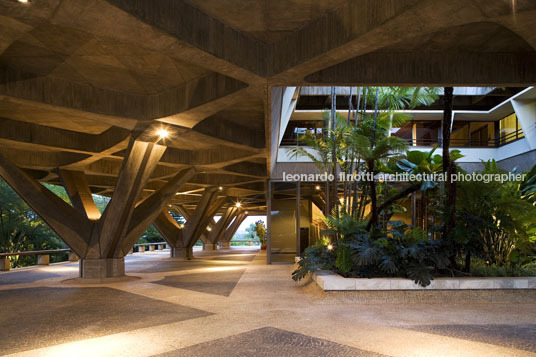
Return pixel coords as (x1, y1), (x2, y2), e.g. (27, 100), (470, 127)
(312, 271), (536, 291)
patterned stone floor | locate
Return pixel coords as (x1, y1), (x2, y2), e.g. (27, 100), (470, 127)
(407, 324), (536, 353)
(151, 267), (246, 296)
(156, 327), (385, 356)
(0, 286), (211, 355)
(0, 247), (535, 357)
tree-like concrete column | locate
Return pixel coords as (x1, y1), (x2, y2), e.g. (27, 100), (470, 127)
(220, 213), (247, 248)
(0, 139), (195, 279)
(204, 206), (239, 250)
(154, 188), (224, 259)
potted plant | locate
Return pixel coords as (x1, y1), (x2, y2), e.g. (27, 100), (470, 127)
(255, 220), (267, 250)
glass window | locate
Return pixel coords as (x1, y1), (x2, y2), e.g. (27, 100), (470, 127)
(415, 121), (439, 146)
(499, 113), (524, 145)
(281, 120), (324, 145)
(469, 122), (494, 147)
(451, 122), (469, 146)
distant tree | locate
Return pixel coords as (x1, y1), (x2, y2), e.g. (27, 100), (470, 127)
(0, 180), (65, 267)
(244, 223), (258, 240)
(255, 220), (266, 244)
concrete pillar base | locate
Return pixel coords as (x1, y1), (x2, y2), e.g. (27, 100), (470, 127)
(220, 242), (231, 248)
(149, 245), (155, 251)
(68, 252), (79, 262)
(79, 258), (125, 279)
(158, 244), (165, 250)
(0, 257), (10, 271)
(170, 247), (193, 260)
(203, 243), (217, 251)
(138, 246), (146, 253)
(37, 254), (50, 265)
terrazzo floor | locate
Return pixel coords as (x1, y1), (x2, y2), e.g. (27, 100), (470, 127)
(0, 247), (535, 357)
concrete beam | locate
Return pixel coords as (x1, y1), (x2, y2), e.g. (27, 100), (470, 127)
(1, 66), (247, 125)
(181, 188), (221, 249)
(59, 169), (102, 221)
(121, 167), (196, 254)
(193, 117), (265, 149)
(0, 153), (91, 256)
(105, 0), (268, 76)
(305, 51), (536, 86)
(96, 140), (166, 259)
(153, 210), (184, 249)
(206, 206), (239, 244)
(221, 213), (247, 244)
(0, 118), (130, 154)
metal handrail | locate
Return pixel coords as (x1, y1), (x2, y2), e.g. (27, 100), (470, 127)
(134, 242), (167, 247)
(0, 248), (71, 257)
(0, 240), (260, 259)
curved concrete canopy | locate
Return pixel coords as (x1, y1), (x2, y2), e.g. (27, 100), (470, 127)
(0, 0), (535, 214)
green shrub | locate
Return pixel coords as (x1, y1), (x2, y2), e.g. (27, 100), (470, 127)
(293, 221), (451, 287)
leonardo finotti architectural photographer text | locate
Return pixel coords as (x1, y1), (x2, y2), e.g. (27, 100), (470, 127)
(282, 172), (526, 183)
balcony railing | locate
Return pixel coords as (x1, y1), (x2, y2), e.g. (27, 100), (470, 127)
(280, 129), (525, 148)
(406, 129), (524, 148)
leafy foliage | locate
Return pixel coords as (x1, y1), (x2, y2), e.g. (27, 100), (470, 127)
(0, 180), (65, 267)
(294, 214), (451, 287)
(455, 161), (536, 266)
(292, 240), (336, 281)
(255, 220), (266, 244)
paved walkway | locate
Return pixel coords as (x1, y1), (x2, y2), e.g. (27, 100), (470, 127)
(0, 247), (535, 356)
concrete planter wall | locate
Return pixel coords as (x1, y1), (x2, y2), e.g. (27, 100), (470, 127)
(312, 271), (536, 291)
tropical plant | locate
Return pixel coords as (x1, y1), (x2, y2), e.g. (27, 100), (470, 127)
(287, 87), (439, 230)
(255, 220), (266, 245)
(293, 218), (451, 286)
(455, 161), (536, 269)
(292, 238), (336, 281)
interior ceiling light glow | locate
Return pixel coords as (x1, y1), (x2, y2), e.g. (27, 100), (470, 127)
(156, 128), (169, 139)
(235, 201), (241, 208)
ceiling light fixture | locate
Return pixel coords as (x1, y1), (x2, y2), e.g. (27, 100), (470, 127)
(18, 0), (30, 3)
(315, 185), (321, 191)
(235, 201), (241, 208)
(156, 128), (169, 139)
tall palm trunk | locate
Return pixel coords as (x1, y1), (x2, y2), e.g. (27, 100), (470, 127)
(351, 88), (364, 217)
(367, 87), (381, 230)
(442, 87), (453, 175)
(367, 159), (378, 229)
(441, 87), (458, 267)
(330, 86), (338, 217)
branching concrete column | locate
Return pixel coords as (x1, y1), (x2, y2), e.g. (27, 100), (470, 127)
(0, 139), (194, 280)
(205, 206), (239, 250)
(154, 188), (223, 259)
(220, 213), (247, 248)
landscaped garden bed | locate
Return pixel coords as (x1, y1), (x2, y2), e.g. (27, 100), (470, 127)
(312, 270), (536, 291)
(289, 87), (536, 288)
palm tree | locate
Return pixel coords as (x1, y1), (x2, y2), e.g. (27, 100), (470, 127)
(441, 87), (456, 243)
(288, 86), (440, 232)
(350, 117), (407, 229)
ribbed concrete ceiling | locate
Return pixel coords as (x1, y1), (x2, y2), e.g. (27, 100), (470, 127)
(0, 0), (535, 213)
(186, 0), (348, 43)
